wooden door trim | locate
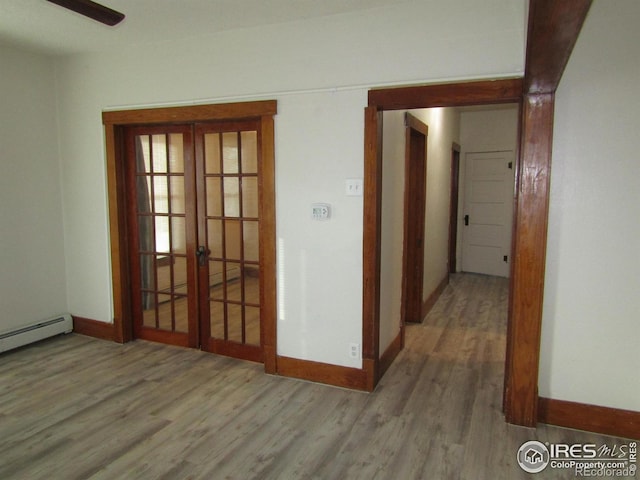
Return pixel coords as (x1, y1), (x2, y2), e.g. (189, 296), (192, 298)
(369, 78), (523, 111)
(402, 113), (428, 324)
(363, 78), (525, 410)
(448, 143), (461, 274)
(102, 100), (277, 373)
(259, 114), (277, 374)
(103, 100), (277, 126)
(362, 106), (383, 391)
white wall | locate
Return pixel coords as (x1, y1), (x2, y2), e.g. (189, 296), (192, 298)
(379, 108), (460, 353)
(540, 0), (640, 411)
(0, 44), (67, 331)
(458, 106), (519, 274)
(412, 108), (461, 300)
(275, 90), (365, 367)
(52, 1), (525, 367)
(380, 110), (407, 353)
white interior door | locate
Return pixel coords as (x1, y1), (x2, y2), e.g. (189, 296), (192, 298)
(461, 151), (514, 277)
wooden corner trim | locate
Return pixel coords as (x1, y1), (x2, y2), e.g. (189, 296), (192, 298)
(379, 331), (402, 380)
(404, 112), (429, 136)
(362, 357), (377, 392)
(538, 397), (640, 440)
(420, 274), (449, 321)
(72, 316), (115, 341)
(277, 355), (368, 391)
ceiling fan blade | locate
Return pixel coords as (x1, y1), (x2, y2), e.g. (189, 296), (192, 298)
(46, 0), (125, 26)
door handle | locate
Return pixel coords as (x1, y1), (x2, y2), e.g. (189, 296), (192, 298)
(195, 246), (209, 266)
(464, 214), (469, 226)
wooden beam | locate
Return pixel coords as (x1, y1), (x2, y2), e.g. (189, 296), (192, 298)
(503, 0), (593, 426)
(525, 0), (593, 94)
(369, 78), (523, 111)
(505, 92), (554, 426)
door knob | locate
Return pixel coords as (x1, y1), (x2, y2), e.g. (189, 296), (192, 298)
(195, 246), (208, 266)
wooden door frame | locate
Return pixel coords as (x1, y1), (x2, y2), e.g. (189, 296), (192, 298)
(363, 78), (523, 404)
(102, 100), (278, 374)
(362, 0), (592, 427)
(401, 113), (428, 325)
(448, 143), (461, 274)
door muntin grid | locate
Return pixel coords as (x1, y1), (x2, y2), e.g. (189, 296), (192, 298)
(201, 128), (261, 347)
(133, 131), (193, 336)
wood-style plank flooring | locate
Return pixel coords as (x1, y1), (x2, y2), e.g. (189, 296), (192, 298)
(0, 273), (631, 479)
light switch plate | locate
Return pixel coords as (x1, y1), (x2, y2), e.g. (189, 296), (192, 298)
(345, 178), (363, 196)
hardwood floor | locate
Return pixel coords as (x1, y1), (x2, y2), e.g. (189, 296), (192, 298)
(0, 273), (631, 479)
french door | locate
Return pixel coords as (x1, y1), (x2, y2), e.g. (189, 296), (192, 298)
(125, 119), (265, 362)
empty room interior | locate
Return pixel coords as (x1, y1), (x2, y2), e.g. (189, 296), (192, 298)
(1, 0), (638, 478)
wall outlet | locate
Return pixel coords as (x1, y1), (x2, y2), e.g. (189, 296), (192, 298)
(349, 342), (360, 359)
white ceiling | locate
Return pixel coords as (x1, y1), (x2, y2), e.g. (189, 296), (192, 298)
(0, 0), (409, 56)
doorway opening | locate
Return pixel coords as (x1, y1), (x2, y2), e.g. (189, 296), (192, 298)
(362, 79), (544, 426)
(378, 103), (517, 378)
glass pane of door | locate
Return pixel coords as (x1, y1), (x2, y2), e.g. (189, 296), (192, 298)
(198, 123), (262, 359)
(130, 127), (196, 347)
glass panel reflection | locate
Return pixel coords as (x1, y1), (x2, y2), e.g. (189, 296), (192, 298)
(243, 221), (259, 262)
(157, 293), (172, 330)
(242, 177), (258, 218)
(173, 257), (188, 295)
(174, 295), (188, 333)
(206, 177), (222, 217)
(152, 135), (167, 173)
(170, 177), (185, 214)
(138, 215), (154, 253)
(223, 178), (240, 217)
(210, 301), (225, 339)
(207, 219), (223, 258)
(209, 261), (225, 300)
(142, 306), (156, 328)
(225, 220), (241, 260)
(227, 304), (242, 342)
(245, 306), (261, 346)
(140, 254), (155, 291)
(171, 217), (186, 254)
(243, 267), (260, 305)
(168, 133), (184, 173)
(205, 133), (221, 174)
(136, 136), (151, 173)
(154, 177), (169, 213)
(155, 217), (170, 253)
(222, 132), (239, 174)
(227, 263), (242, 302)
(241, 131), (258, 174)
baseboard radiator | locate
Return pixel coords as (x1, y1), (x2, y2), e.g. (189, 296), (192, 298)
(0, 314), (73, 354)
